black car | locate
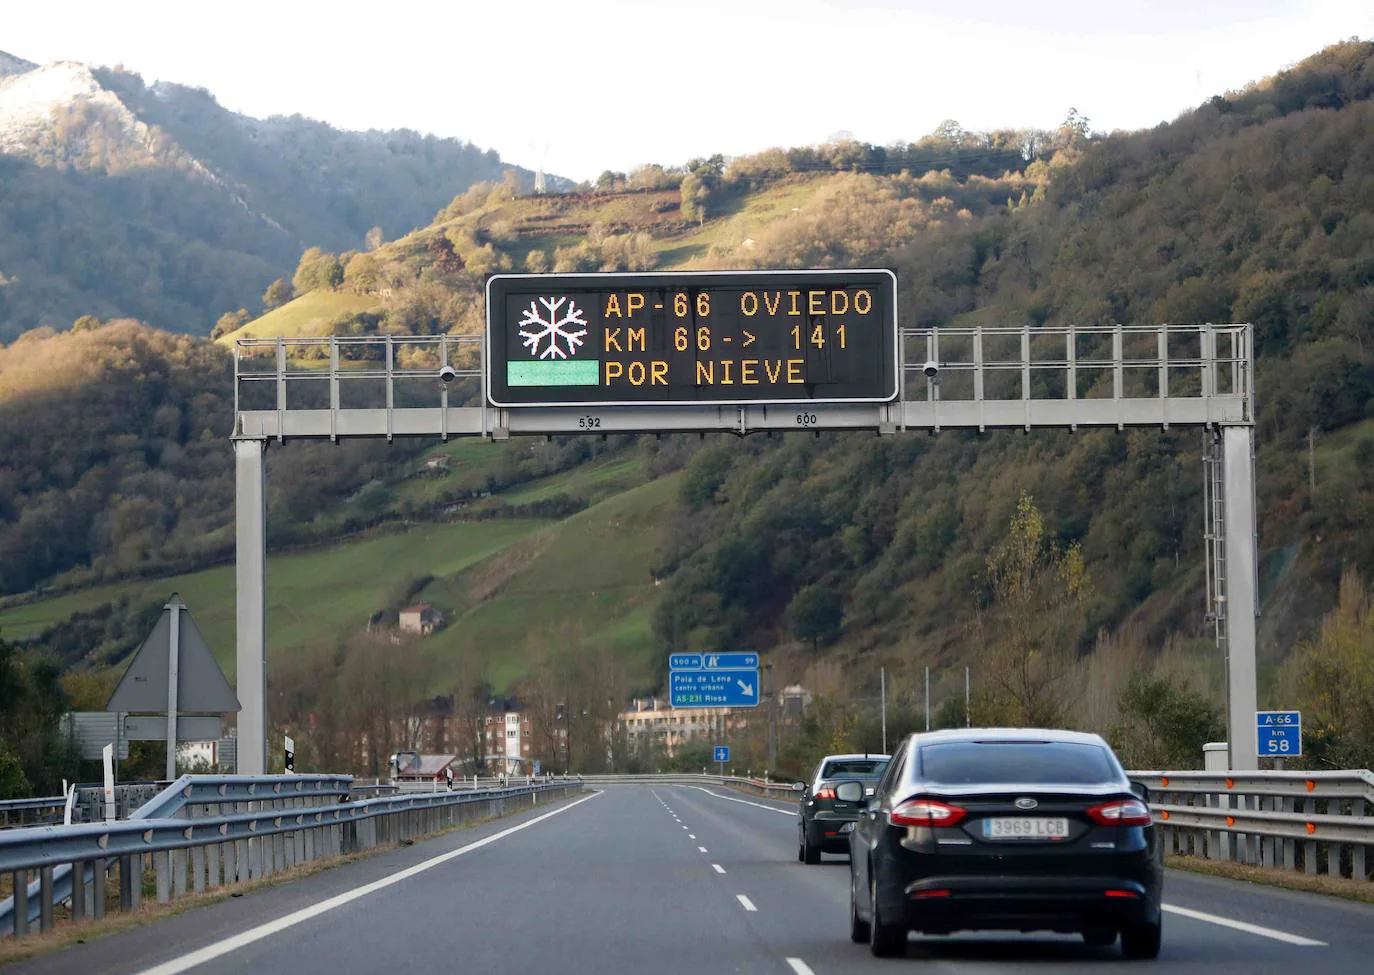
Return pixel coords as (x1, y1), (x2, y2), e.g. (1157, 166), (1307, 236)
(797, 752), (890, 864)
(843, 728), (1162, 959)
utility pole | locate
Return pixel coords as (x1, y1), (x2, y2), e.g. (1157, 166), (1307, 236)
(766, 663), (776, 776)
(924, 666), (931, 731)
(880, 667), (887, 754)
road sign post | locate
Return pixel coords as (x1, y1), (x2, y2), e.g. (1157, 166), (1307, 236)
(284, 734), (295, 773)
(1256, 710), (1301, 759)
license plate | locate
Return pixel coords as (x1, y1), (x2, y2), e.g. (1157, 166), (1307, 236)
(840, 822), (856, 832)
(982, 817), (1069, 840)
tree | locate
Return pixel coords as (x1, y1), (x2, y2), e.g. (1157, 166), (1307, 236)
(1110, 672), (1223, 770)
(71, 314), (102, 333)
(1284, 567), (1374, 769)
(364, 226), (384, 251)
(344, 252), (382, 293)
(977, 493), (1090, 726)
(788, 585), (843, 651)
(262, 277), (294, 310)
(210, 308), (250, 340)
(680, 173), (709, 225)
(292, 248), (344, 294)
(524, 249), (550, 274)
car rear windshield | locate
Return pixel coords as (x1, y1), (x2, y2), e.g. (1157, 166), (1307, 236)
(918, 741), (1118, 786)
(821, 759), (888, 779)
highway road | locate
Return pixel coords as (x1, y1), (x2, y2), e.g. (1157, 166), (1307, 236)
(11, 785), (1374, 974)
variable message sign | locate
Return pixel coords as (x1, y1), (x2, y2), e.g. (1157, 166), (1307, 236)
(486, 270), (898, 407)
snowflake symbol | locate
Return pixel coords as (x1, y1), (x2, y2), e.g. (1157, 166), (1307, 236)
(517, 296), (589, 360)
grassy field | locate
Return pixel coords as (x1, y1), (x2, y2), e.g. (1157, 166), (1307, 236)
(0, 520), (549, 674)
(1, 465), (678, 692)
(407, 474), (679, 692)
(218, 291), (381, 345)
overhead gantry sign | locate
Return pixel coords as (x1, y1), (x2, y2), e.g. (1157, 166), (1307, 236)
(232, 269), (1257, 777)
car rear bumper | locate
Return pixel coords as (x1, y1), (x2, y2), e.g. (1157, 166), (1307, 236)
(899, 875), (1160, 934)
(805, 815), (858, 851)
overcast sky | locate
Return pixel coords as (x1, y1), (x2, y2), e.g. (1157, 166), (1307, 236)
(5, 0), (1372, 181)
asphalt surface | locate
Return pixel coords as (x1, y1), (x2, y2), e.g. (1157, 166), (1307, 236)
(9, 784), (1374, 974)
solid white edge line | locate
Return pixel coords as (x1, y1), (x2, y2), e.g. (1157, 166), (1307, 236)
(1162, 904), (1326, 946)
(786, 959), (816, 975)
(685, 786), (793, 816)
(133, 790), (604, 975)
(736, 894), (758, 912)
(712, 863), (726, 874)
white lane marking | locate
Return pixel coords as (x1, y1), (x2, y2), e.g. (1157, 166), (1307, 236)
(681, 825), (688, 829)
(786, 960), (815, 975)
(698, 846), (708, 853)
(1163, 904), (1327, 946)
(712, 863), (726, 874)
(688, 834), (696, 839)
(685, 786), (793, 816)
(736, 894), (758, 912)
(132, 791), (604, 975)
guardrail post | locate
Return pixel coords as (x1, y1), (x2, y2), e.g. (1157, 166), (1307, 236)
(1354, 799), (1368, 880)
(72, 859), (88, 918)
(93, 858), (107, 919)
(117, 855), (132, 911)
(173, 848), (188, 899)
(155, 850), (171, 903)
(12, 869), (28, 936)
(39, 866), (54, 932)
(1304, 797), (1318, 875)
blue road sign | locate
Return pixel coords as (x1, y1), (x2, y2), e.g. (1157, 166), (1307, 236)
(1257, 710), (1302, 757)
(533, 760), (541, 775)
(701, 652), (759, 670)
(669, 654), (703, 670)
(670, 669), (760, 708)
(714, 746), (730, 763)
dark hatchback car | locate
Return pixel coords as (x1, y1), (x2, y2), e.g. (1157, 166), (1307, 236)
(797, 753), (890, 864)
(844, 729), (1161, 959)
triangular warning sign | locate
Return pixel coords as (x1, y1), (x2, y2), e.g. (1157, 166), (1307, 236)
(106, 594), (241, 714)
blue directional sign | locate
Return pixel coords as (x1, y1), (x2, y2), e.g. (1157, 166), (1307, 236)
(1257, 710), (1302, 757)
(714, 746), (730, 763)
(670, 651), (761, 708)
(701, 652), (759, 670)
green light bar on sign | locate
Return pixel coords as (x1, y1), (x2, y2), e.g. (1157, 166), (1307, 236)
(507, 360), (600, 387)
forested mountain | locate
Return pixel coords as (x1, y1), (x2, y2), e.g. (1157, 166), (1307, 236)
(0, 54), (539, 343)
(2, 41), (1373, 782)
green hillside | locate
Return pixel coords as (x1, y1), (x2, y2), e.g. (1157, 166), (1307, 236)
(218, 291), (382, 344)
(5, 41), (1374, 784)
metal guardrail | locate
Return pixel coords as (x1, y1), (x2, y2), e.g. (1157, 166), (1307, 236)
(1, 776), (582, 939)
(1133, 771), (1374, 880)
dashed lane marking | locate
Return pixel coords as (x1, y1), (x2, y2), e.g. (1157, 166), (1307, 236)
(712, 863), (726, 874)
(736, 894), (758, 912)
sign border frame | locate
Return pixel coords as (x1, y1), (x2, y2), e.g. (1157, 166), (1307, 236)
(484, 268), (900, 409)
(1255, 709), (1302, 758)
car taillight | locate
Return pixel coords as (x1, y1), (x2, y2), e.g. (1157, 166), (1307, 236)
(814, 787), (837, 800)
(890, 799), (966, 828)
(1086, 799), (1152, 827)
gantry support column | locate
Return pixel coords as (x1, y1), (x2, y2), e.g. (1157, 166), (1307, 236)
(234, 438), (268, 775)
(1222, 426), (1259, 771)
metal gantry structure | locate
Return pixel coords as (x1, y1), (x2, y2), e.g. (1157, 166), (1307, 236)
(232, 322), (1257, 773)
